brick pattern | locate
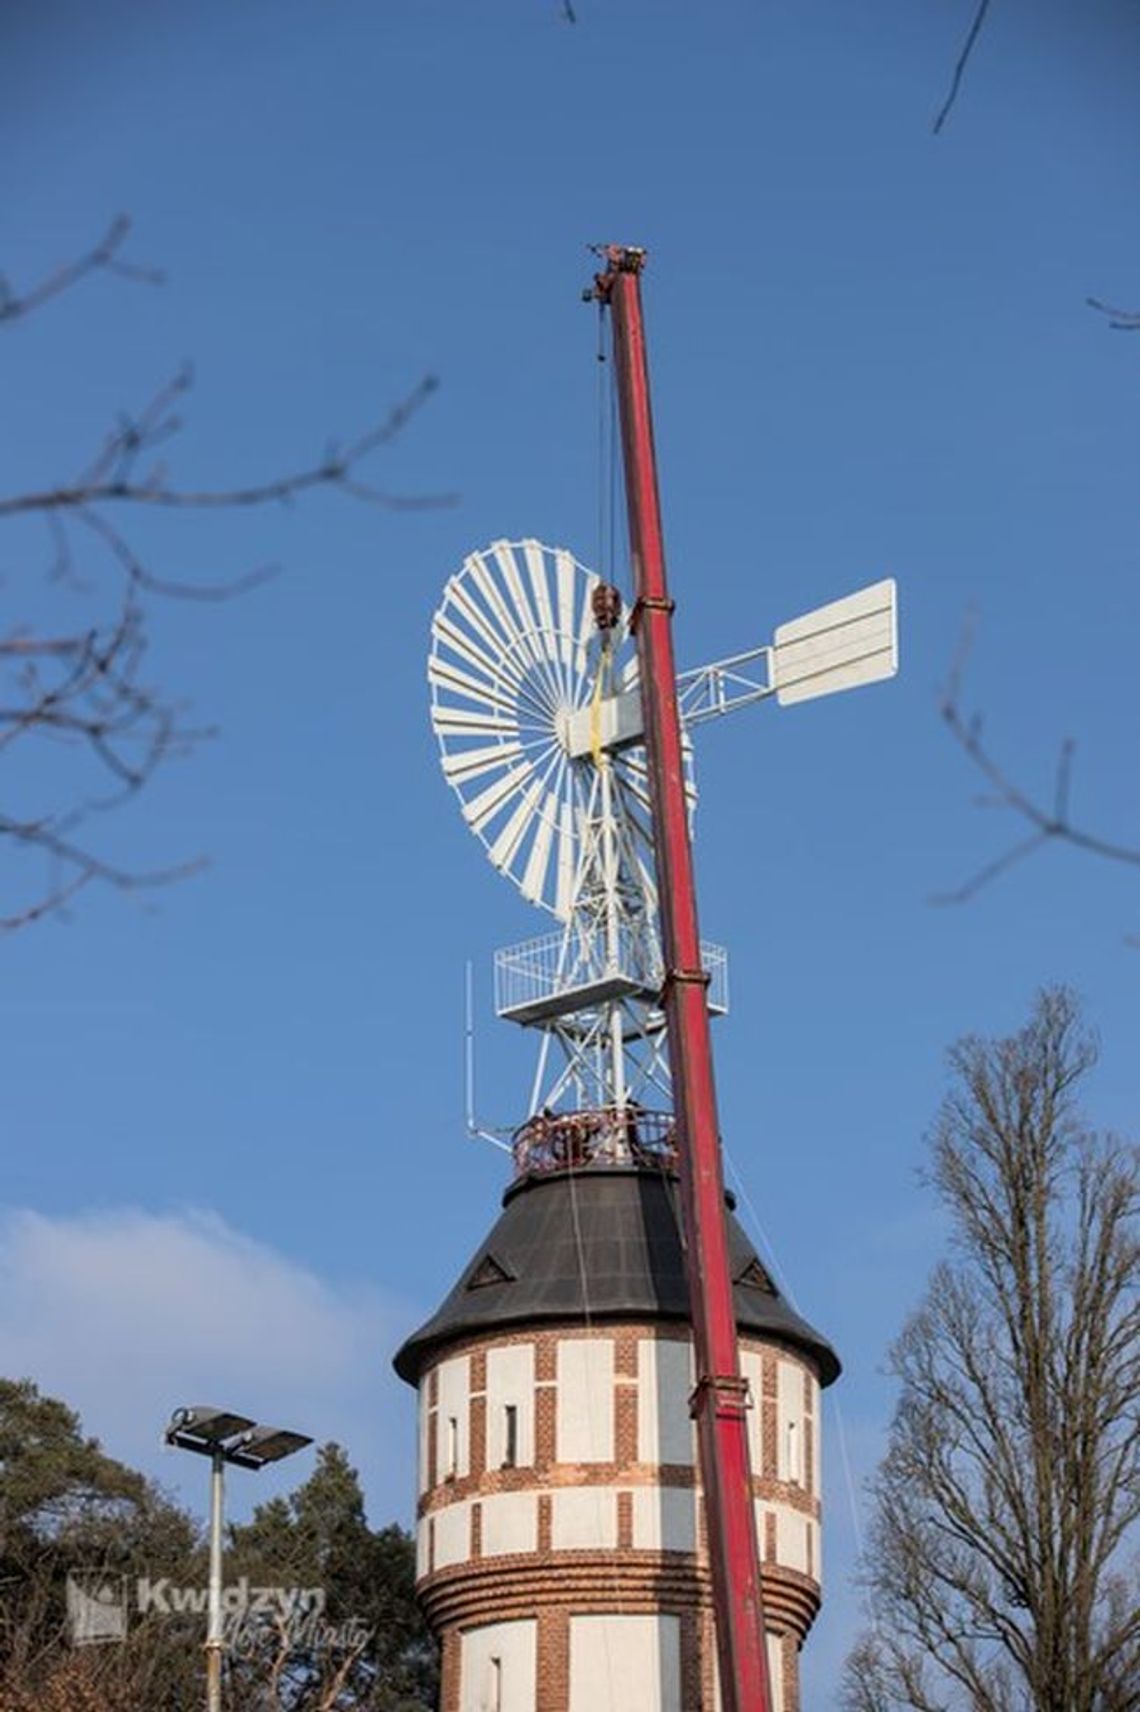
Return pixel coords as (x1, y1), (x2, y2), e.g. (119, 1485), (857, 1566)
(781, 1631), (801, 1712)
(535, 1336), (558, 1382)
(439, 1628), (459, 1712)
(425, 1557), (819, 1710)
(415, 1321), (824, 1710)
(614, 1375), (638, 1469)
(679, 1610), (702, 1710)
(537, 1607), (569, 1712)
(699, 1608), (718, 1709)
(535, 1381), (557, 1474)
(417, 1329), (819, 1522)
(469, 1393), (486, 1480)
(761, 1352), (779, 1481)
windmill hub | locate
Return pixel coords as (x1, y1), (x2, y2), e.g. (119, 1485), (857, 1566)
(552, 704), (574, 754)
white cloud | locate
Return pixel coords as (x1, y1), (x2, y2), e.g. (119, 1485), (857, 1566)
(0, 1206), (423, 1526)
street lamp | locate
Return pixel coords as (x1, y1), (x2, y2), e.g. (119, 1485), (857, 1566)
(166, 1405), (313, 1712)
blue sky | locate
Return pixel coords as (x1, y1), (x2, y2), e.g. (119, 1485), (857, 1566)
(3, 0), (1139, 1698)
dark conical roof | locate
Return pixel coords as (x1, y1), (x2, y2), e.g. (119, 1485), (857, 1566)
(393, 1165), (840, 1387)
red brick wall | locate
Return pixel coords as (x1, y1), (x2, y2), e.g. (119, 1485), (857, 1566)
(416, 1320), (823, 1711)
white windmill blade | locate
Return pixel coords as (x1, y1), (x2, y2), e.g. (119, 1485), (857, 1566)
(445, 573), (523, 673)
(555, 548), (578, 673)
(493, 541), (549, 677)
(520, 795), (558, 906)
(489, 777), (546, 875)
(464, 550), (520, 647)
(428, 656), (520, 717)
(463, 762), (534, 834)
(431, 610), (525, 689)
(468, 549), (546, 680)
(523, 540), (558, 660)
(431, 541), (629, 918)
(442, 741), (525, 785)
(432, 706), (518, 736)
(773, 578), (898, 707)
(554, 796), (577, 920)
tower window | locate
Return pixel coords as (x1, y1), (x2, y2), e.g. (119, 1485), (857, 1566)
(446, 1415), (459, 1480)
(787, 1419), (801, 1485)
(489, 1654), (502, 1712)
(503, 1404), (519, 1468)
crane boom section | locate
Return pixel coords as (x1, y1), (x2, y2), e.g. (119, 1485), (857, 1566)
(594, 245), (774, 1712)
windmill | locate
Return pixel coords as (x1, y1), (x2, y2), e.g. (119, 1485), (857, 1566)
(416, 246), (900, 1712)
(429, 539), (897, 1146)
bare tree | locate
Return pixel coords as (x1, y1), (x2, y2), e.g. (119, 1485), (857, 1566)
(1, 217), (446, 931)
(843, 989), (1140, 1712)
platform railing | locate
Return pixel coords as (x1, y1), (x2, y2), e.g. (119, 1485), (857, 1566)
(512, 1106), (678, 1178)
(495, 933), (728, 1020)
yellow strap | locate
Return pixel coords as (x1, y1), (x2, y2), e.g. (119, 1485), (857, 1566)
(590, 643), (610, 767)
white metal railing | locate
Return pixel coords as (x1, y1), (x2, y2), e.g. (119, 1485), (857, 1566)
(495, 930), (728, 1018)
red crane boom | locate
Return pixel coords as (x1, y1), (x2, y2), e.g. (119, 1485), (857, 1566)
(594, 246), (774, 1712)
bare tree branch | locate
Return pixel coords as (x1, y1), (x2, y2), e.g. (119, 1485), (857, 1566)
(933, 0), (994, 135)
(934, 623), (1140, 905)
(0, 216), (162, 324)
(1087, 296), (1140, 332)
(2, 218), (448, 929)
(0, 370), (450, 525)
(73, 503), (279, 603)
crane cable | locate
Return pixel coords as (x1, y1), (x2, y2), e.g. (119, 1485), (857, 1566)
(721, 1145), (875, 1636)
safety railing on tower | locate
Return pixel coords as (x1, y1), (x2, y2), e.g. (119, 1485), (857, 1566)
(495, 932), (728, 1026)
(511, 1106), (679, 1178)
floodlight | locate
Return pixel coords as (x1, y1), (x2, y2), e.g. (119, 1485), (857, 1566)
(233, 1425), (314, 1467)
(165, 1406), (255, 1448)
(164, 1403), (312, 1712)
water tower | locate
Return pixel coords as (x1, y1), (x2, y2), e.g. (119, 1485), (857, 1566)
(395, 251), (897, 1712)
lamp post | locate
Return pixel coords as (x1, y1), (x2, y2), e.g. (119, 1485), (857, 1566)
(165, 1405), (313, 1712)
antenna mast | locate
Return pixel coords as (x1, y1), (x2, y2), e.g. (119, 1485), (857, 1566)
(593, 246), (774, 1712)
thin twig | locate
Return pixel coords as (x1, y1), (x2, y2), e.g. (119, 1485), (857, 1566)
(0, 372), (452, 520)
(76, 505), (279, 602)
(934, 626), (1140, 903)
(0, 813), (205, 934)
(1086, 296), (1140, 332)
(0, 216), (162, 324)
(933, 0), (994, 135)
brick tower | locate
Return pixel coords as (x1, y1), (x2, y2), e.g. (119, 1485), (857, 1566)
(393, 1119), (839, 1712)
